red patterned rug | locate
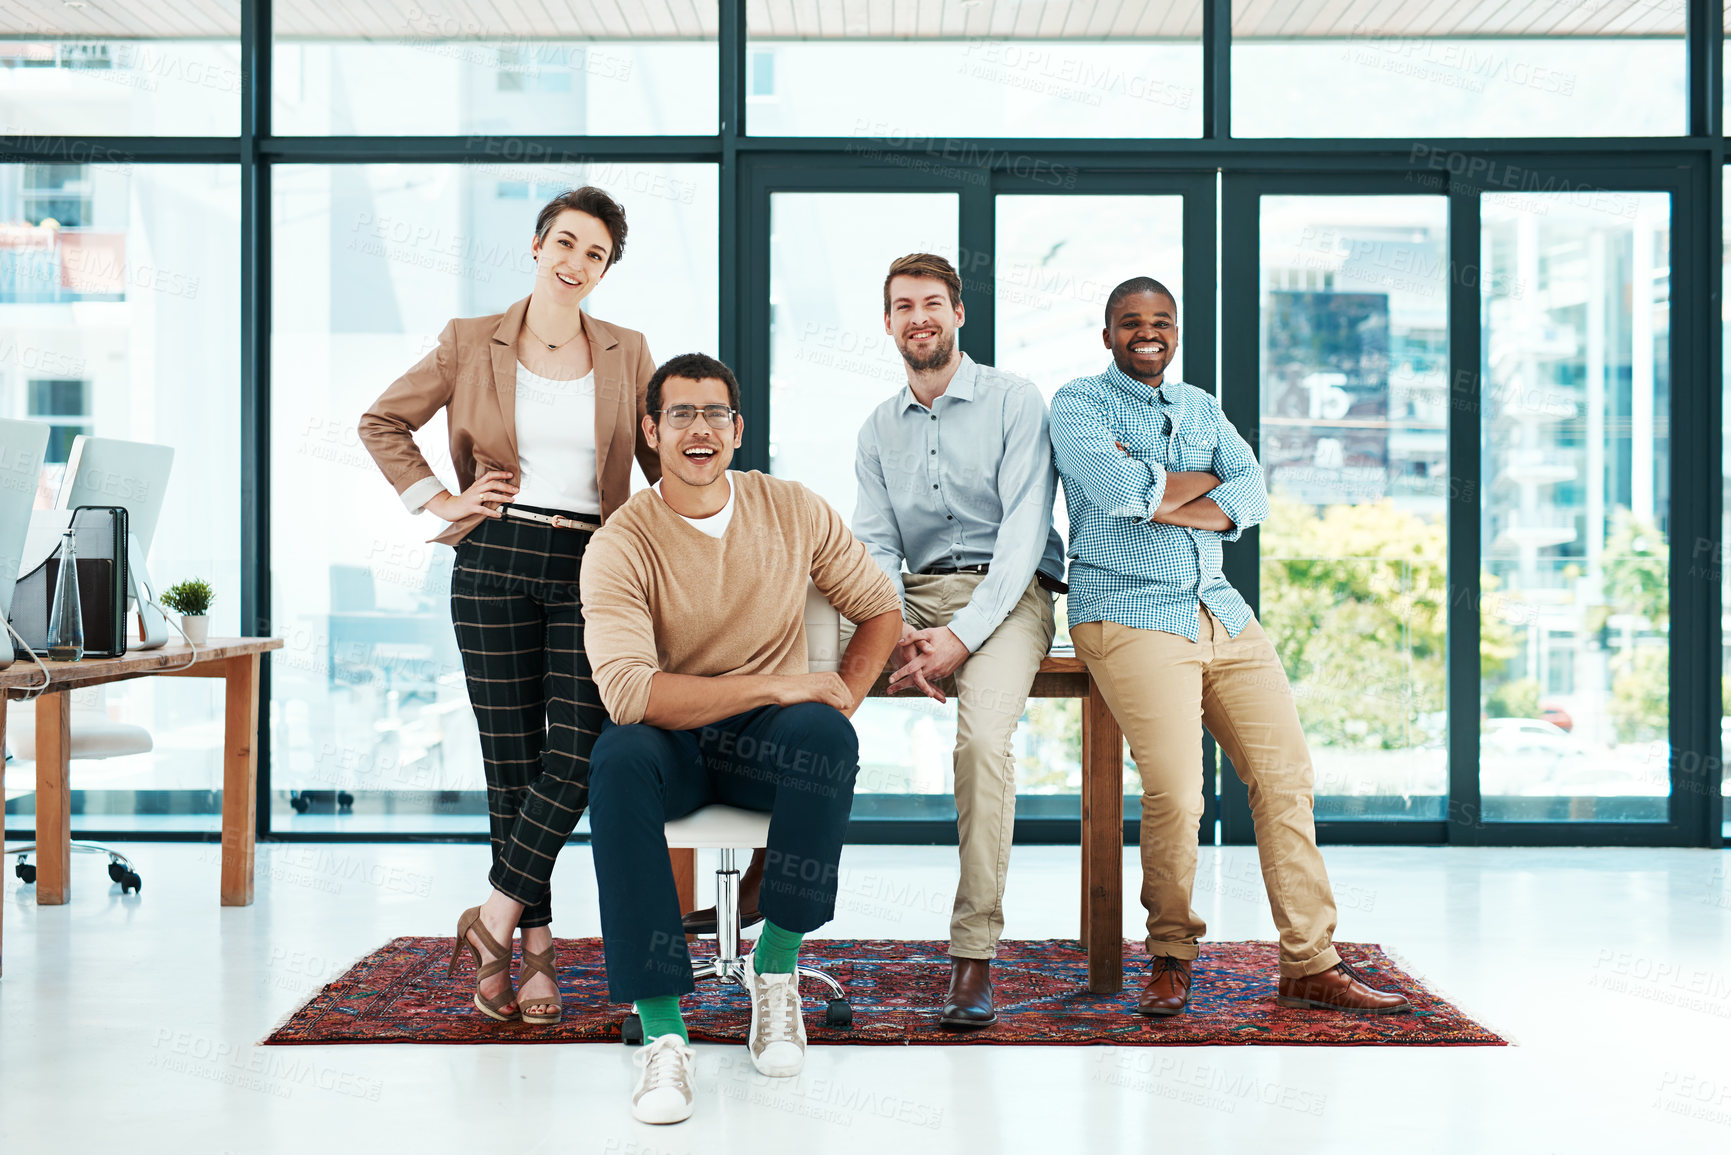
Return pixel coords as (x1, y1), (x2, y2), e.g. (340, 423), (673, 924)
(265, 938), (1503, 1047)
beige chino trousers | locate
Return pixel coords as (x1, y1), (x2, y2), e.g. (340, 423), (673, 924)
(1070, 606), (1342, 978)
(847, 572), (1055, 958)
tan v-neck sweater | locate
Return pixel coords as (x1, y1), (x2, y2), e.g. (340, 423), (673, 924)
(579, 470), (902, 725)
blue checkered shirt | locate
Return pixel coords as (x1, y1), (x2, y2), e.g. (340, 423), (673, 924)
(1049, 363), (1269, 640)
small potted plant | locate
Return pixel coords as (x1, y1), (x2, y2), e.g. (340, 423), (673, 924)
(161, 578), (214, 645)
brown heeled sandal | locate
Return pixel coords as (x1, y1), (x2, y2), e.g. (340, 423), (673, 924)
(449, 906), (519, 1022)
(517, 944), (564, 1025)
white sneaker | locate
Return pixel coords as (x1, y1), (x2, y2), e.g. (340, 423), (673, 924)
(745, 955), (807, 1077)
(631, 1033), (696, 1125)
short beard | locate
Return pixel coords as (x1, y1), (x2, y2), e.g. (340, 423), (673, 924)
(898, 329), (955, 372)
(1114, 348), (1169, 383)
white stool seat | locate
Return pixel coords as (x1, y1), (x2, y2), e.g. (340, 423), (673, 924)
(664, 804), (770, 849)
(804, 581), (841, 673)
(6, 710), (153, 761)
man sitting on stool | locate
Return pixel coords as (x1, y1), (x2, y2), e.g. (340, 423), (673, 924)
(580, 352), (902, 1126)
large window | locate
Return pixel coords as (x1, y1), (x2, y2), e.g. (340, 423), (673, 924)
(1255, 195), (1450, 821)
(272, 4), (718, 135)
(995, 195), (1186, 407)
(995, 191), (1185, 643)
(0, 3), (241, 135)
(747, 7), (1201, 138)
(3, 1), (1722, 848)
(993, 193), (1188, 800)
(767, 191), (963, 801)
(270, 163), (717, 832)
(767, 192), (959, 519)
(1, 164), (241, 834)
(1479, 191), (1672, 822)
(1232, 3), (1686, 137)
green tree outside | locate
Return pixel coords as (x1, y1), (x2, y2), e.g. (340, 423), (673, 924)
(1601, 509), (1669, 743)
(1016, 493), (1541, 789)
(1260, 494), (1519, 751)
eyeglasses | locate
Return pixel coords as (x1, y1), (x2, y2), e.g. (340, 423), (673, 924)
(658, 404), (737, 430)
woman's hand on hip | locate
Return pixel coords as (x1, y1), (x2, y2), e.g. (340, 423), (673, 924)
(426, 469), (519, 521)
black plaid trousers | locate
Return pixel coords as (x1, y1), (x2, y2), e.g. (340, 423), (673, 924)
(449, 508), (606, 928)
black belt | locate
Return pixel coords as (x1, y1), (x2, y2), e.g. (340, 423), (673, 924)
(502, 505), (601, 533)
(920, 564), (1069, 595)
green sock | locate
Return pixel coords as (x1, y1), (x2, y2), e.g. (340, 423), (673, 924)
(635, 995), (687, 1043)
(753, 920), (804, 975)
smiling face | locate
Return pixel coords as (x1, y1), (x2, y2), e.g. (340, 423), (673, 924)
(643, 374), (742, 491)
(1104, 289), (1179, 385)
(530, 208), (614, 305)
(885, 273), (963, 372)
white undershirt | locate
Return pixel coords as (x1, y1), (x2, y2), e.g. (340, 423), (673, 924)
(512, 362), (600, 515)
(655, 472), (735, 538)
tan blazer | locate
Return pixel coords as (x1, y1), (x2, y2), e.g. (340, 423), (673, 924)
(359, 296), (662, 547)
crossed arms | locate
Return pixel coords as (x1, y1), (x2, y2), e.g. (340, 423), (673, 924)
(1147, 469), (1234, 532)
(1048, 384), (1268, 540)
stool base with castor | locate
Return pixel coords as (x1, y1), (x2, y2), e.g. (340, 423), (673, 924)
(12, 844), (142, 893)
(621, 809), (853, 1044)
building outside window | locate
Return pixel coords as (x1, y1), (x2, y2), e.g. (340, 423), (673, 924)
(24, 377), (91, 463)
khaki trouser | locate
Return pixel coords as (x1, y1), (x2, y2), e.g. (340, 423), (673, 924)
(846, 572), (1055, 958)
(1070, 606), (1341, 978)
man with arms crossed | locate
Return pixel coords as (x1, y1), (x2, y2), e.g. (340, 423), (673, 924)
(580, 353), (903, 1124)
(853, 253), (1066, 1028)
(1049, 277), (1409, 1018)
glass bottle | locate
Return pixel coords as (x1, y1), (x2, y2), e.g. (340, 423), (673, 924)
(46, 528), (84, 662)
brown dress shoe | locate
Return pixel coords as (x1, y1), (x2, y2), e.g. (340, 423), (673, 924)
(680, 904), (764, 936)
(1136, 956), (1193, 1017)
(940, 958), (996, 1028)
(1277, 960), (1411, 1014)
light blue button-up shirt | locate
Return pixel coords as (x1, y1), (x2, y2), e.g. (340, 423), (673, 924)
(1049, 362), (1269, 640)
(853, 354), (1066, 652)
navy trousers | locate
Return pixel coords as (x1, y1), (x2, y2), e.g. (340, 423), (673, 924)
(587, 702), (860, 1003)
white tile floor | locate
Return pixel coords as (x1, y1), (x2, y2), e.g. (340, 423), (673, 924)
(2, 841), (1729, 1153)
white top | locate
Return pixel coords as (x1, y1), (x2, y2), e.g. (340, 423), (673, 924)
(511, 362), (600, 515)
(655, 472), (735, 538)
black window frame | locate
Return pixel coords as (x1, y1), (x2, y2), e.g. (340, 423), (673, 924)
(0, 0), (1721, 849)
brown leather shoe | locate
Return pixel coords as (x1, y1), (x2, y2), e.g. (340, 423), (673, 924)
(939, 958), (996, 1028)
(1136, 956), (1193, 1017)
(1277, 960), (1411, 1014)
(680, 847), (766, 935)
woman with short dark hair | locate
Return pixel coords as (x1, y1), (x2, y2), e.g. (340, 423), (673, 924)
(359, 185), (658, 1025)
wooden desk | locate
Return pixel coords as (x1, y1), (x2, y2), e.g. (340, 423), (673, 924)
(0, 637), (282, 976)
(669, 651), (1128, 994)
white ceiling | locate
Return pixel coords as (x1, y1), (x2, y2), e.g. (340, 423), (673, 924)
(0, 0), (1693, 40)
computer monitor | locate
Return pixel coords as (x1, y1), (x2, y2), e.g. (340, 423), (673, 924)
(0, 419), (50, 669)
(56, 435), (176, 649)
(58, 435), (174, 558)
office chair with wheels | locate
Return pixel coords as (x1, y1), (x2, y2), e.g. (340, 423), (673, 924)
(5, 700), (150, 894)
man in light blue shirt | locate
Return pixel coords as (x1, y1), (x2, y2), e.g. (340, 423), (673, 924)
(853, 252), (1065, 1028)
(1050, 277), (1409, 1019)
